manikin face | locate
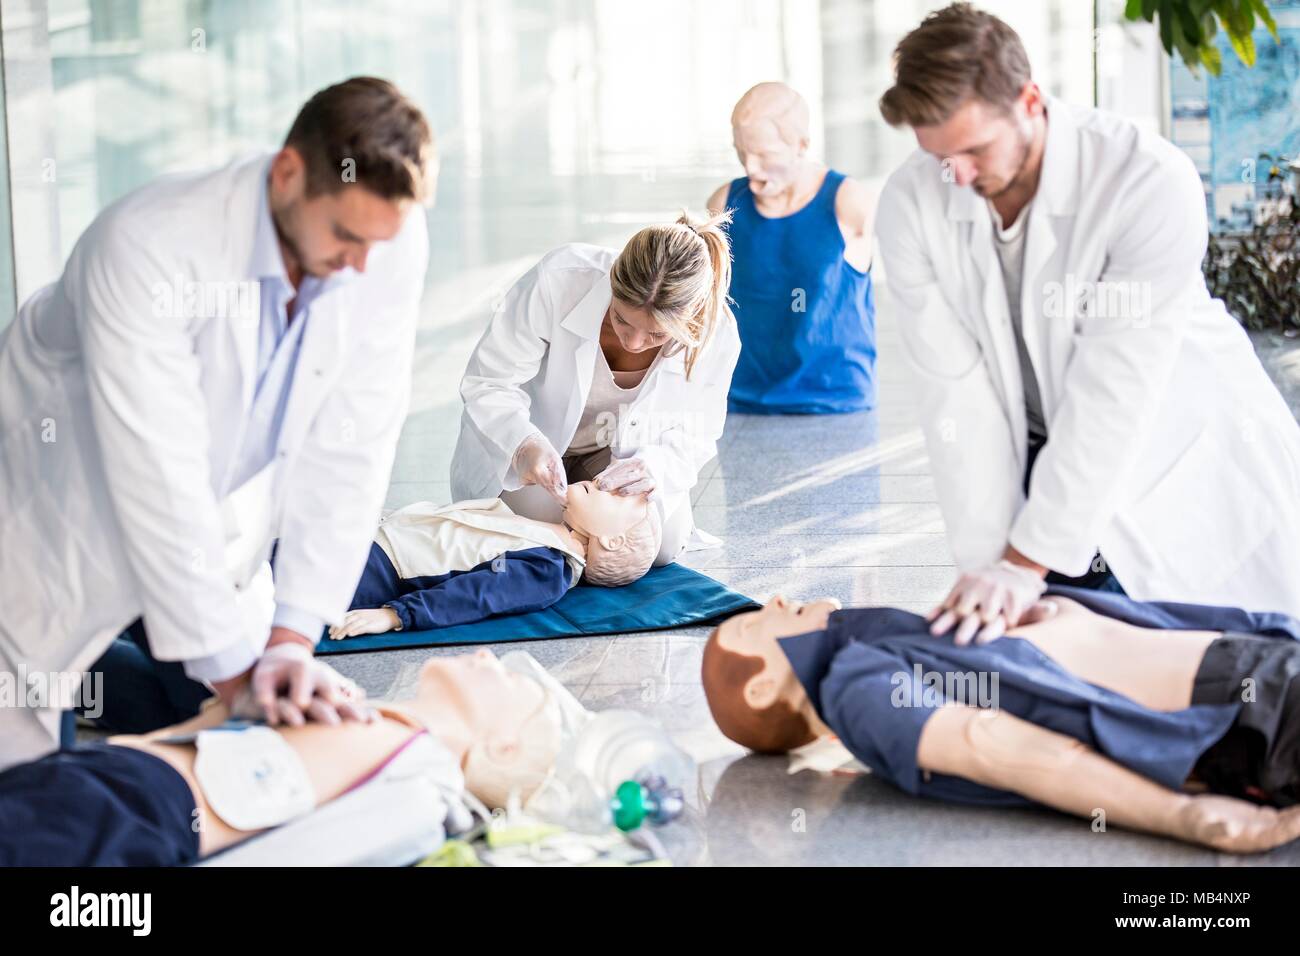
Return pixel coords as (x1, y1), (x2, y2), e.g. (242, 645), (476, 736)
(267, 146), (415, 277)
(414, 650), (560, 805)
(912, 89), (1041, 199)
(715, 596), (842, 711)
(416, 650), (546, 737)
(605, 297), (670, 353)
(562, 481), (650, 544)
(733, 121), (805, 198)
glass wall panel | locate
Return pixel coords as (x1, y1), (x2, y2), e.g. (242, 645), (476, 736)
(3, 0), (1096, 483)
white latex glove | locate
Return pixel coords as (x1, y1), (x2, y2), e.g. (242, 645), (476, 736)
(237, 643), (376, 727)
(594, 456), (656, 497)
(928, 559), (1047, 646)
(512, 432), (568, 504)
(329, 607), (401, 640)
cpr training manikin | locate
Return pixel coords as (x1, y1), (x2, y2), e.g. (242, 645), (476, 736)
(330, 480), (663, 638)
(702, 590), (1300, 853)
(0, 645), (686, 867)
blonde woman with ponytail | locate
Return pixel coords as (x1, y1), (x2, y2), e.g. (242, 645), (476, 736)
(451, 212), (741, 567)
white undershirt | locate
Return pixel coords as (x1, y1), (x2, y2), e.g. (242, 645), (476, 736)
(566, 347), (655, 455)
(989, 199), (1048, 443)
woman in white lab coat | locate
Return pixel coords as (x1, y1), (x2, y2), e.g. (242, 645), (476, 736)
(451, 213), (741, 567)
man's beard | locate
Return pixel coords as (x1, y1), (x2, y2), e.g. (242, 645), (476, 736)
(271, 203), (314, 276)
(977, 127), (1034, 199)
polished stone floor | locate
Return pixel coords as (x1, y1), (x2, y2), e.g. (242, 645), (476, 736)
(325, 302), (1300, 867)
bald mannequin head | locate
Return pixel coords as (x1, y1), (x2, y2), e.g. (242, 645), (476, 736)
(562, 481), (661, 587)
(731, 82), (813, 200)
(732, 82), (810, 143)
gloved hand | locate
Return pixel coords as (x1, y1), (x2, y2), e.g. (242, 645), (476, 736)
(329, 607), (401, 640)
(928, 559), (1047, 646)
(236, 643), (376, 727)
(512, 432), (568, 504)
(594, 456), (656, 497)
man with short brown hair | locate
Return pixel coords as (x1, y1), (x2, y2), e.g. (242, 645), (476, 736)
(0, 76), (435, 767)
(874, 3), (1300, 642)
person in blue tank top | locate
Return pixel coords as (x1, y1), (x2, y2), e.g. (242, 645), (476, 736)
(707, 82), (877, 415)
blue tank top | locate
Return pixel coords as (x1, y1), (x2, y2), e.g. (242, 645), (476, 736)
(724, 169), (876, 414)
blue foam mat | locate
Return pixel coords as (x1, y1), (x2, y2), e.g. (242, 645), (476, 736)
(315, 561), (760, 654)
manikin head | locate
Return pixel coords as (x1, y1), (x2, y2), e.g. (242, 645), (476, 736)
(407, 650), (563, 808)
(702, 596), (841, 753)
(609, 211), (734, 380)
(878, 3), (1044, 200)
(268, 77), (436, 278)
(730, 82), (812, 199)
(562, 481), (662, 587)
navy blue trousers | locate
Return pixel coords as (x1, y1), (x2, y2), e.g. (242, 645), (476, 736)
(80, 619), (215, 735)
(0, 744), (200, 866)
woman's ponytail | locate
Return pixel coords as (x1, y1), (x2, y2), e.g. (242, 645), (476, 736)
(610, 208), (735, 380)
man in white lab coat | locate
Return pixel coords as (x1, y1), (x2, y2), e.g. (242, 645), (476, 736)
(875, 4), (1300, 643)
(0, 77), (433, 769)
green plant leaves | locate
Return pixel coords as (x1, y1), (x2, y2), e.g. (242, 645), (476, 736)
(1201, 41), (1223, 74)
(1159, 0), (1176, 49)
(1249, 0), (1279, 41)
(1228, 25), (1257, 67)
(1176, 1), (1203, 45)
(1125, 0), (1277, 72)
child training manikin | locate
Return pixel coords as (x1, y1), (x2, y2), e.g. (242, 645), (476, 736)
(329, 481), (663, 638)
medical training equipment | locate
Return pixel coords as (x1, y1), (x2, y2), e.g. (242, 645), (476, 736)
(193, 726), (316, 831)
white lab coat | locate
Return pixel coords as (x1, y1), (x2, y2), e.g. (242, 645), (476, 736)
(0, 154), (427, 767)
(451, 243), (740, 526)
(876, 97), (1300, 617)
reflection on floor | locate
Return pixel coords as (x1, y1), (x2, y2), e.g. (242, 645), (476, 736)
(330, 306), (1300, 867)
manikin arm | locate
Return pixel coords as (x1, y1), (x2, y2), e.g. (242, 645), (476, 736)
(916, 705), (1300, 853)
(705, 183), (730, 216)
(833, 175), (875, 273)
(375, 548), (570, 633)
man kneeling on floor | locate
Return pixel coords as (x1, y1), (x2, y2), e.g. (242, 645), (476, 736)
(85, 482), (661, 734)
(3, 650), (578, 866)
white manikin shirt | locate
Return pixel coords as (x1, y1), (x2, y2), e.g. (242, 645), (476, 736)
(375, 499), (586, 588)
